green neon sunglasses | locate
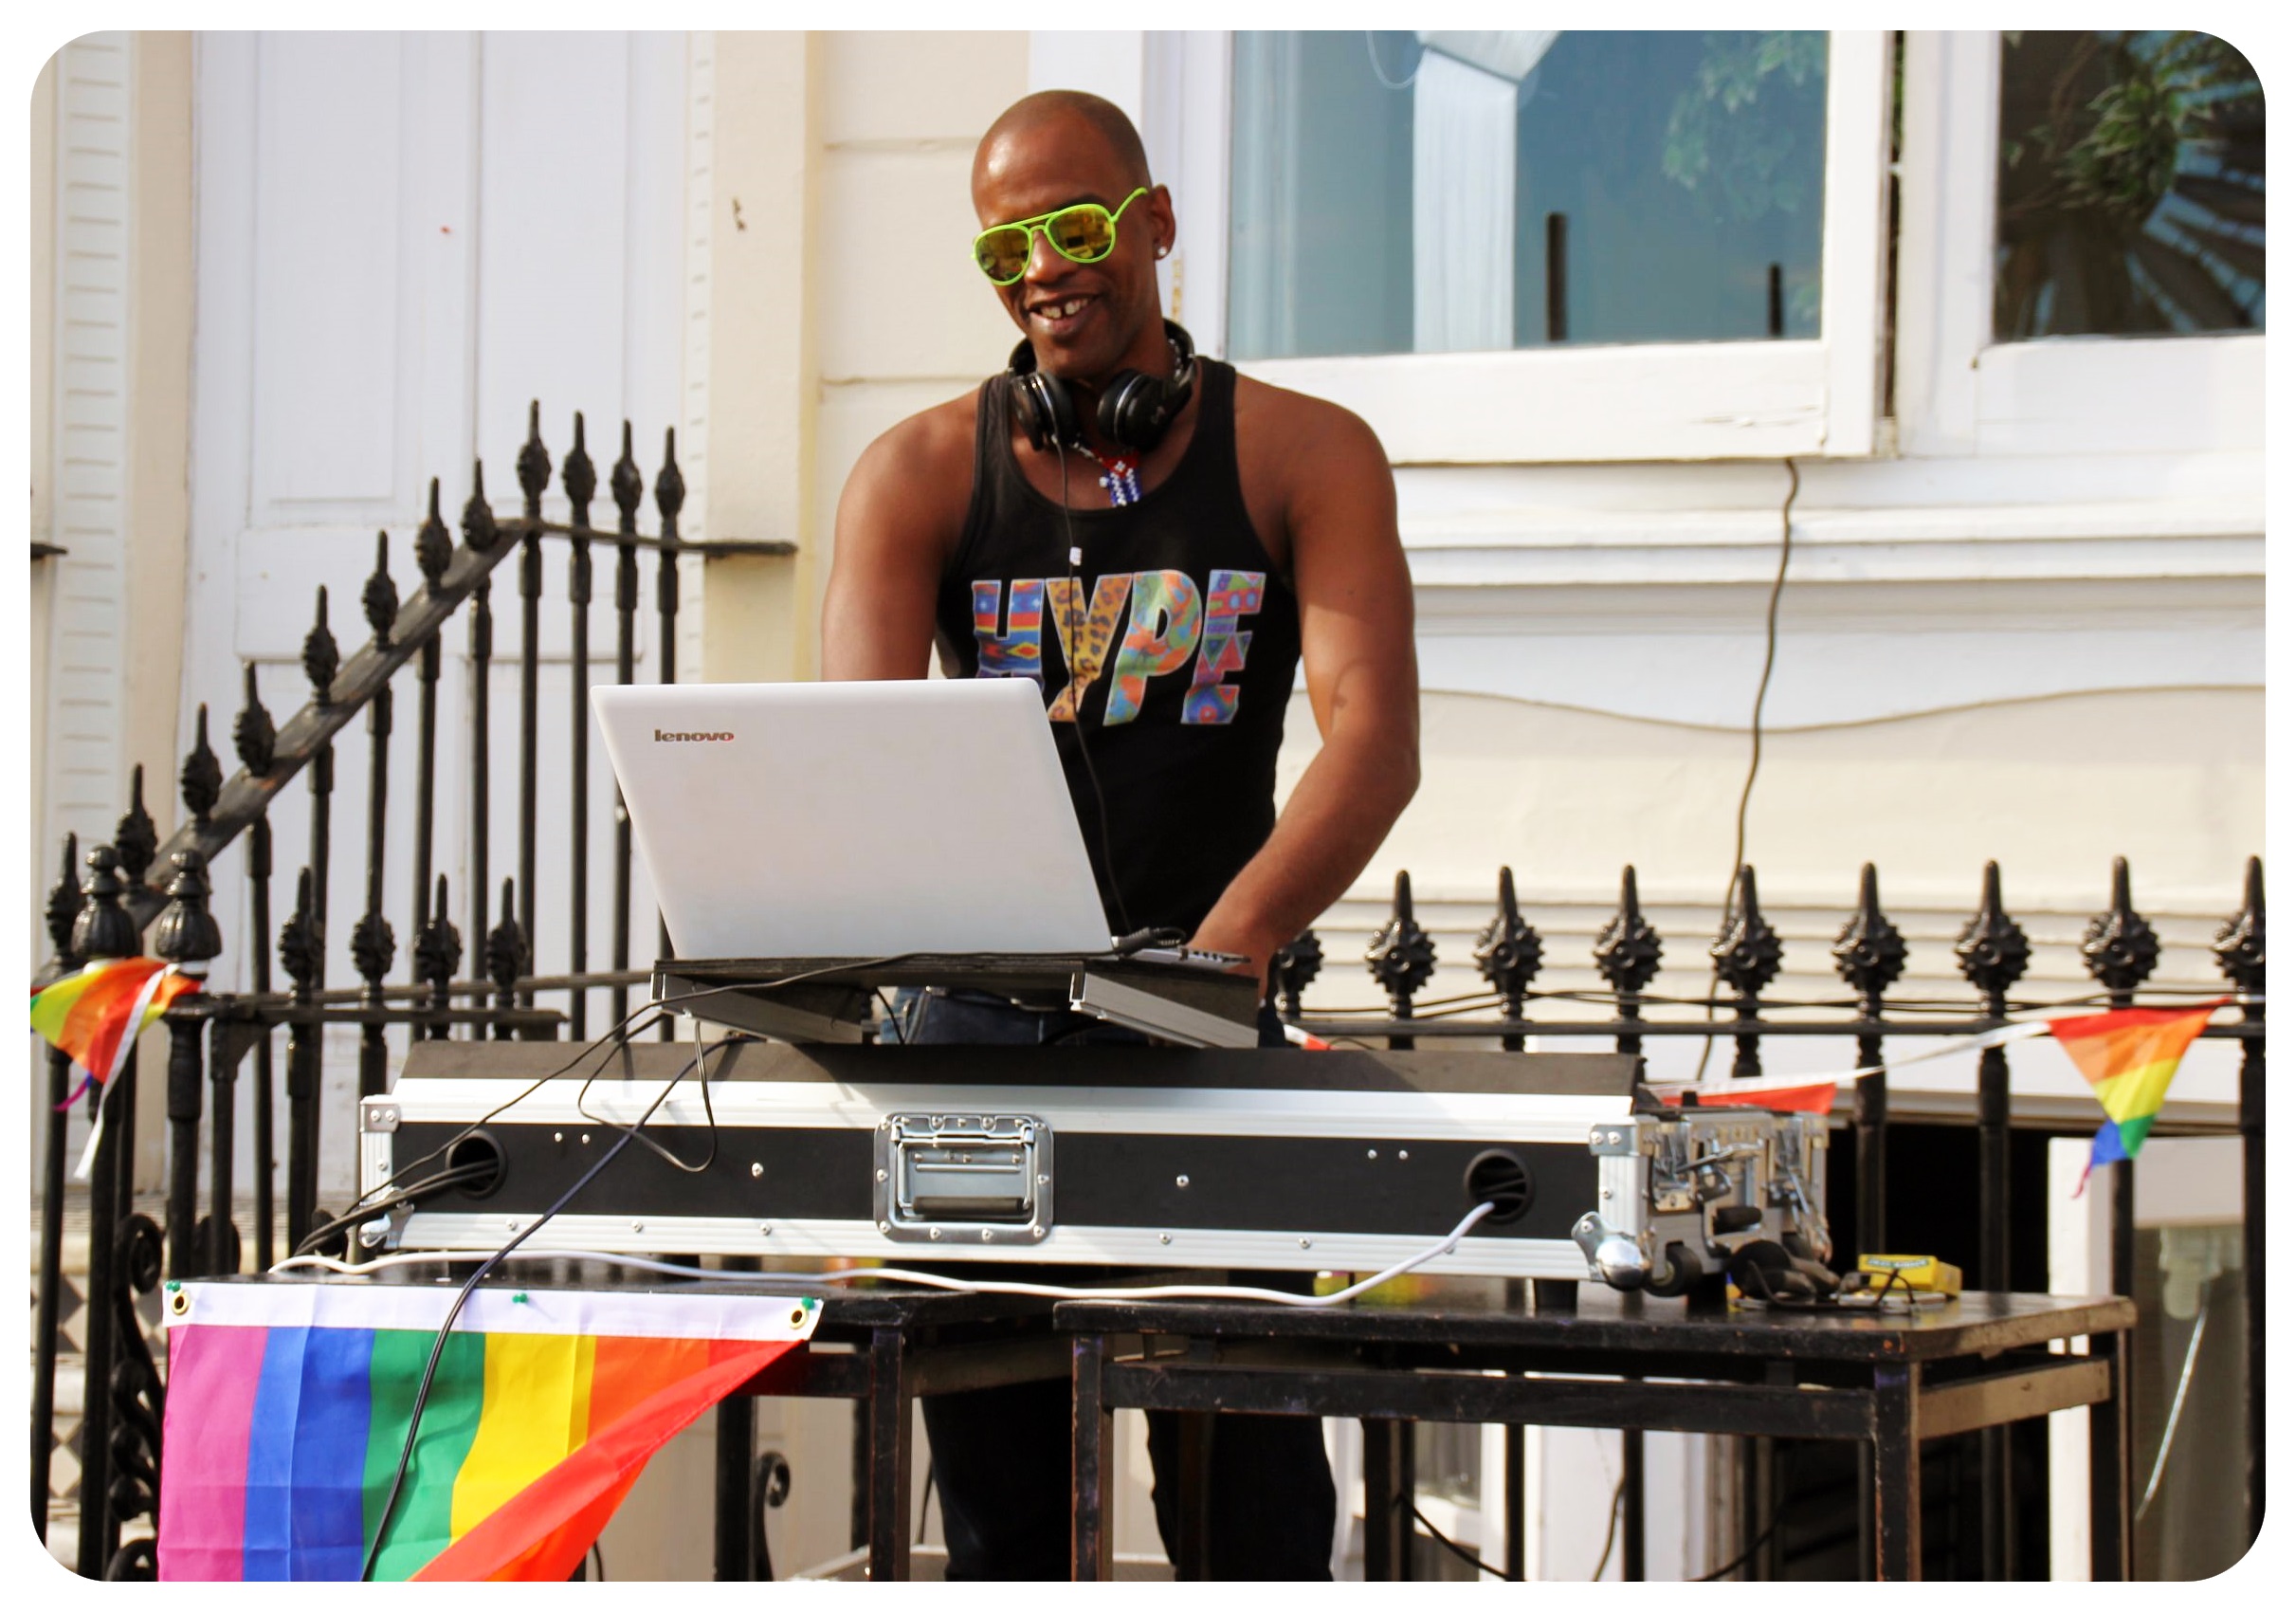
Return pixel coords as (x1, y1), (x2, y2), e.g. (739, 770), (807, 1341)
(972, 187), (1150, 284)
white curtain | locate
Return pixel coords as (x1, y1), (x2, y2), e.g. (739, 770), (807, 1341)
(1411, 30), (1558, 354)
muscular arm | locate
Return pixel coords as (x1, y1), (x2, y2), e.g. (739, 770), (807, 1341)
(1189, 403), (1420, 986)
(821, 403), (972, 680)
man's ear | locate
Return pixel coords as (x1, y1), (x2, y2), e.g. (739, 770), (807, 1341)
(1148, 184), (1177, 256)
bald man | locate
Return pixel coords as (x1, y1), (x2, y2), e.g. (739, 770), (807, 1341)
(823, 91), (1419, 1580)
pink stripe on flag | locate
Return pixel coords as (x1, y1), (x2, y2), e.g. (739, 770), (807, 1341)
(158, 1324), (270, 1581)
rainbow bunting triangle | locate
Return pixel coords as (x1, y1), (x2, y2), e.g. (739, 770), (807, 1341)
(29, 957), (200, 1092)
(157, 1282), (820, 1581)
(2049, 998), (2224, 1194)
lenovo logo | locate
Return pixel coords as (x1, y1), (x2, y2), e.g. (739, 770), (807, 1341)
(653, 729), (735, 742)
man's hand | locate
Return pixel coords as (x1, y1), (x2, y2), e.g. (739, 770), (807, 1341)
(1188, 387), (1419, 993)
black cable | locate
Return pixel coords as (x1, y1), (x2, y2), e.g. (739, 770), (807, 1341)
(1057, 445), (1136, 938)
(290, 1161), (498, 1258)
(358, 1040), (725, 1581)
(575, 1029), (735, 1174)
(917, 1458), (936, 1546)
(1694, 1502), (1788, 1582)
(1410, 1501), (1510, 1581)
(1691, 456), (1798, 1086)
(1589, 1468), (1628, 1580)
(588, 1541), (606, 1582)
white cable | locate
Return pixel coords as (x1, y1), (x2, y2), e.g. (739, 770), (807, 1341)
(269, 1201), (1503, 1309)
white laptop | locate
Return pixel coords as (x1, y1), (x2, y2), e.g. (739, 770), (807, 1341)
(593, 678), (1153, 961)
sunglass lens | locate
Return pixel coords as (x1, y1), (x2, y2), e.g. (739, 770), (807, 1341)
(1047, 207), (1115, 261)
(976, 227), (1031, 282)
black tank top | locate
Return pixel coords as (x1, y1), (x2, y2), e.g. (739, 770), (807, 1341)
(936, 358), (1302, 939)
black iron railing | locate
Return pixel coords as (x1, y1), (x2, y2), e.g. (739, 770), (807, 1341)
(27, 403), (2265, 1578)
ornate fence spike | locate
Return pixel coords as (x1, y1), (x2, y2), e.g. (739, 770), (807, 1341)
(1593, 864), (1662, 997)
(1832, 861), (1906, 1004)
(363, 532), (399, 647)
(153, 850), (224, 968)
(1954, 860), (2031, 1003)
(2081, 855), (2161, 998)
(486, 877), (528, 1037)
(414, 476), (453, 586)
(45, 832), (82, 968)
(234, 663), (277, 776)
(462, 460), (500, 552)
(656, 425), (685, 531)
(181, 705), (224, 831)
(611, 421), (644, 531)
(352, 909), (396, 990)
(1710, 866), (1783, 997)
(74, 844), (140, 961)
(115, 765), (159, 888)
(1365, 870), (1437, 1011)
(563, 411), (597, 520)
(517, 399), (552, 518)
(303, 587), (340, 706)
(279, 867), (322, 992)
(2212, 855), (2265, 990)
(414, 874), (463, 1036)
(1273, 929), (1323, 1019)
(1473, 865), (1543, 1002)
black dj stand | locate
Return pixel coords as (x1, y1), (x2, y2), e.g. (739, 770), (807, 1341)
(1061, 1282), (2136, 1582)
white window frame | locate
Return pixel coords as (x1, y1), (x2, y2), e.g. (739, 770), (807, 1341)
(1893, 30), (2265, 459)
(1033, 30), (1891, 464)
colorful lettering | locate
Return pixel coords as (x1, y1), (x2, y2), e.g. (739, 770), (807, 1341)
(1103, 570), (1203, 725)
(971, 579), (1045, 682)
(1045, 574), (1136, 723)
(1181, 569), (1265, 724)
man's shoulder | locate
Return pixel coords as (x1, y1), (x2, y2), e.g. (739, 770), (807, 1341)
(863, 386), (985, 475)
(1230, 369), (1386, 464)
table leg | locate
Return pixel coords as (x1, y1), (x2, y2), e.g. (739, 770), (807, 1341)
(1072, 1335), (1116, 1582)
(1361, 1420), (1412, 1581)
(1871, 1361), (1921, 1581)
(1503, 1423), (1525, 1582)
(866, 1328), (912, 1583)
(714, 1395), (756, 1580)
(1621, 1425), (1644, 1581)
(1177, 1411), (1213, 1580)
(2089, 1330), (2133, 1581)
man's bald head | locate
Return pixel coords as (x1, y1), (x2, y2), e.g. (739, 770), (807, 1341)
(973, 90), (1151, 197)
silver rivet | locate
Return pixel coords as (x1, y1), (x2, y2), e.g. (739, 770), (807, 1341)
(1367, 1148), (1378, 1160)
(981, 1229), (993, 1242)
(751, 1162), (764, 1179)
(631, 1221), (645, 1233)
(928, 1227), (941, 1240)
(760, 1225), (774, 1236)
(877, 1221), (891, 1234)
(581, 1133), (591, 1145)
(507, 1220), (519, 1232)
(1160, 1233), (1172, 1245)
(1038, 1173), (1049, 1184)
(553, 1131), (563, 1144)
(876, 1168), (887, 1182)
(1398, 1150), (1409, 1161)
(1300, 1237), (1313, 1250)
(1601, 1187), (1613, 1200)
(1176, 1175), (1190, 1188)
(1031, 1226), (1046, 1238)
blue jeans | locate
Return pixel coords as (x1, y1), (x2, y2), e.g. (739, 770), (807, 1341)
(894, 988), (1338, 1581)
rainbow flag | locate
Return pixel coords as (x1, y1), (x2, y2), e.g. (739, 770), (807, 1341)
(158, 1281), (819, 1581)
(2050, 999), (2225, 1193)
(29, 956), (200, 1092)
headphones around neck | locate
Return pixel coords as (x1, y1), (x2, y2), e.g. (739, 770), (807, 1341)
(1006, 320), (1197, 457)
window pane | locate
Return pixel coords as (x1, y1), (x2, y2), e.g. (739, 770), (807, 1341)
(1995, 32), (2265, 339)
(1227, 31), (1829, 360)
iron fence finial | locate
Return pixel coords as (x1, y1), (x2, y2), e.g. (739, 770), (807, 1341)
(1594, 864), (1662, 998)
(1474, 865), (1542, 1004)
(73, 844), (140, 962)
(656, 426), (685, 536)
(303, 588), (340, 706)
(518, 400), (552, 519)
(280, 868), (322, 992)
(1365, 870), (1437, 1012)
(154, 849), (223, 969)
(415, 477), (452, 585)
(363, 532), (399, 646)
(2081, 855), (2160, 999)
(234, 663), (276, 776)
(45, 833), (82, 969)
(2212, 855), (2265, 992)
(181, 705), (223, 832)
(462, 460), (501, 552)
(1954, 860), (2030, 1008)
(1831, 861), (1906, 1007)
(563, 412), (597, 524)
(612, 422), (643, 534)
(115, 765), (158, 889)
(1273, 928), (1323, 1019)
(1709, 865), (1782, 998)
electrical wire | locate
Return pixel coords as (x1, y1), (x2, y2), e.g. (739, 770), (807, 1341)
(1057, 444), (1136, 937)
(1410, 1502), (1508, 1580)
(1694, 1504), (1788, 1582)
(2137, 1279), (2214, 1520)
(289, 1161), (499, 1259)
(1589, 1469), (1628, 1580)
(280, 1202), (1503, 1310)
(574, 1021), (731, 1174)
(356, 1040), (726, 1582)
(1691, 456), (1798, 1086)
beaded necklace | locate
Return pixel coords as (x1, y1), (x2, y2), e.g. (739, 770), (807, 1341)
(1089, 449), (1142, 507)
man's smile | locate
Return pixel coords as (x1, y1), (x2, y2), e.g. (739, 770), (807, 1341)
(1025, 290), (1101, 338)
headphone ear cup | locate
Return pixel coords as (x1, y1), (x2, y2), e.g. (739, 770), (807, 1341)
(1098, 369), (1176, 454)
(1009, 369), (1078, 454)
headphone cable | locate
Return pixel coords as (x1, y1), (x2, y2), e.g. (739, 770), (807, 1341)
(1057, 443), (1136, 937)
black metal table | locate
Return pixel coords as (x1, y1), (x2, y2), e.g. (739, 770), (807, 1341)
(1059, 1283), (2136, 1582)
